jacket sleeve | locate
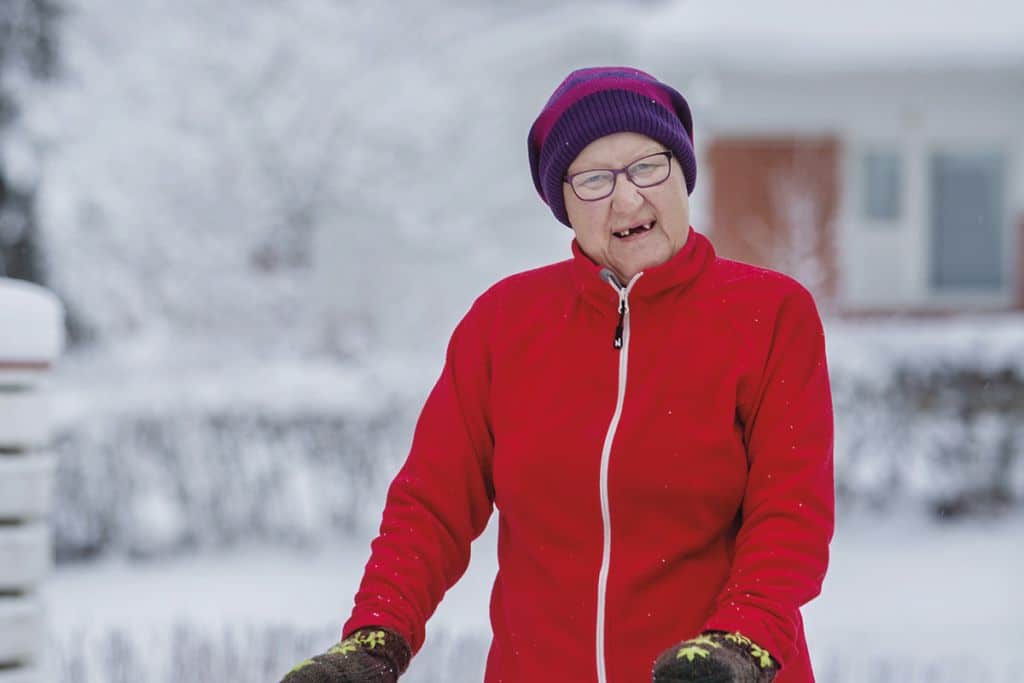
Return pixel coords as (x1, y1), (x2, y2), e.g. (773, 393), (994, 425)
(342, 297), (496, 654)
(702, 285), (835, 670)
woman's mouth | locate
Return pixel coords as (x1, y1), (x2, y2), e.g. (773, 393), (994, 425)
(613, 221), (655, 239)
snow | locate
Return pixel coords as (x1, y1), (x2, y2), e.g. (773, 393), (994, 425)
(40, 511), (1024, 682)
(629, 0), (1024, 72)
(804, 512), (1024, 659)
(47, 352), (420, 431)
(0, 278), (65, 364)
(41, 528), (497, 681)
(43, 530), (492, 636)
(825, 315), (1024, 389)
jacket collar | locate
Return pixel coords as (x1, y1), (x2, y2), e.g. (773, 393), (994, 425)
(570, 226), (714, 311)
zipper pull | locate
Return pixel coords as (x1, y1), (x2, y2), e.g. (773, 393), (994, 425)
(613, 298), (625, 350)
(599, 268), (630, 351)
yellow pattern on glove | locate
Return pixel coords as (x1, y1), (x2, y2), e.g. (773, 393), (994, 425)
(725, 631), (775, 669)
(675, 645), (712, 662)
(675, 634), (724, 661)
(287, 659), (315, 674)
(749, 642), (775, 669)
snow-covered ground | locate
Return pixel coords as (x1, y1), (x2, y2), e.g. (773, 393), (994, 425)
(803, 511), (1024, 681)
(41, 509), (1024, 682)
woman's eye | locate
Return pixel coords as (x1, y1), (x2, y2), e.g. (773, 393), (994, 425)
(580, 173), (609, 188)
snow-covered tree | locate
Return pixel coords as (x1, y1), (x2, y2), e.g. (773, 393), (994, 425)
(0, 0), (60, 283)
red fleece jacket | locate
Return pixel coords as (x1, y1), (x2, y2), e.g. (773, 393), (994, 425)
(344, 227), (834, 682)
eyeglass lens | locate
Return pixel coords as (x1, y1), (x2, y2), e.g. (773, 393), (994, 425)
(569, 152), (672, 201)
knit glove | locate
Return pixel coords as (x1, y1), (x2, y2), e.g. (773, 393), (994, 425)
(652, 631), (778, 683)
(280, 627), (412, 683)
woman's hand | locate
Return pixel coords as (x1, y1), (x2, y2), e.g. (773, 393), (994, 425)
(652, 631), (778, 682)
(280, 627), (411, 683)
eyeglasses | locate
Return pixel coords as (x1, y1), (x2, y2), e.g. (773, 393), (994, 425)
(564, 151), (673, 201)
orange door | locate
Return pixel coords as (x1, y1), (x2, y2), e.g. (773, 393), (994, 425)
(707, 137), (840, 306)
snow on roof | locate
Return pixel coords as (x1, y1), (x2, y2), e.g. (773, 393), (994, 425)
(628, 0), (1024, 73)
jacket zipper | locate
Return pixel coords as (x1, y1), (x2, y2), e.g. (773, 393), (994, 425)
(595, 269), (642, 683)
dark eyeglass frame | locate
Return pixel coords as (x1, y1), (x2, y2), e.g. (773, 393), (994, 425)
(563, 151), (674, 201)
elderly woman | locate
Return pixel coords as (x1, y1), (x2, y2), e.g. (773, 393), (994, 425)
(282, 66), (834, 683)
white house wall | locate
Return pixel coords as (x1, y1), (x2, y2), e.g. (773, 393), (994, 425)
(677, 68), (1024, 309)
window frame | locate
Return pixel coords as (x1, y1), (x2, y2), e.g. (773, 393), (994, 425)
(860, 147), (904, 226)
(924, 144), (1013, 304)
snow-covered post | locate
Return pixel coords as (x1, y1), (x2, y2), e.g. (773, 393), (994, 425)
(0, 278), (64, 683)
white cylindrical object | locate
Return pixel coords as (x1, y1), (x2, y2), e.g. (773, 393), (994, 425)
(0, 279), (64, 367)
(0, 370), (48, 391)
(0, 392), (53, 451)
(0, 454), (56, 521)
(0, 596), (40, 665)
(0, 524), (51, 591)
(0, 279), (63, 682)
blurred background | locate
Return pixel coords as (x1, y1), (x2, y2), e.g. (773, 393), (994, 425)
(1, 0), (1022, 681)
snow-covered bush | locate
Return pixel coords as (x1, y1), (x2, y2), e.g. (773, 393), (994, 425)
(829, 317), (1024, 516)
(54, 621), (489, 683)
(833, 368), (1024, 515)
(46, 351), (438, 560)
(41, 397), (440, 562)
(52, 409), (408, 560)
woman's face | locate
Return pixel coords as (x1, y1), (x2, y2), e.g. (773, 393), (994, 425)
(563, 131), (690, 283)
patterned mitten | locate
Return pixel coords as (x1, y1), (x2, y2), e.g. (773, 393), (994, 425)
(280, 627), (412, 683)
(652, 631), (778, 683)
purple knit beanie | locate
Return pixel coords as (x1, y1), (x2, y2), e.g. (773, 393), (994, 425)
(528, 66), (696, 228)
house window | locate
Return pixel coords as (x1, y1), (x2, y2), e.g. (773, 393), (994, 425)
(862, 150), (902, 222)
(929, 151), (1007, 292)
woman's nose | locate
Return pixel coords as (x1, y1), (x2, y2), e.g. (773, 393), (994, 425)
(610, 174), (644, 213)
